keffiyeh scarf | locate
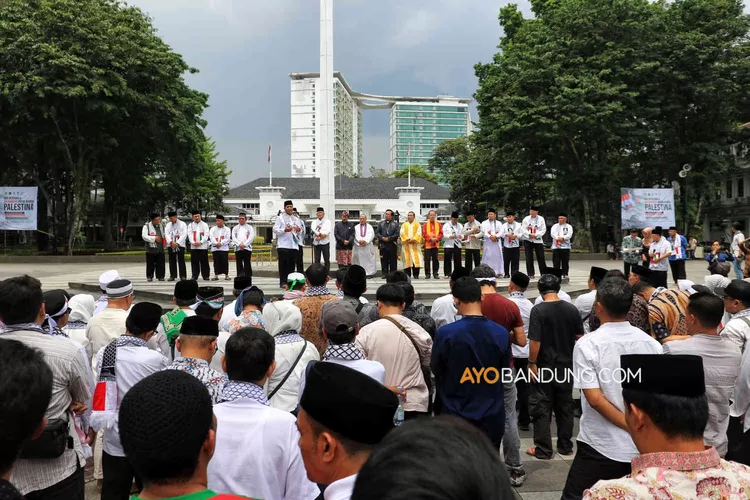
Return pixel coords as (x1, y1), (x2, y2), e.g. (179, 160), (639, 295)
(91, 336), (147, 430)
(220, 380), (269, 405)
(305, 286), (332, 296)
(323, 342), (364, 361)
(274, 330), (305, 345)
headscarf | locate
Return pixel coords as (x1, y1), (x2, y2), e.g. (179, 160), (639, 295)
(705, 275), (732, 294)
(234, 286), (266, 317)
(261, 301), (302, 336)
(69, 294), (95, 324)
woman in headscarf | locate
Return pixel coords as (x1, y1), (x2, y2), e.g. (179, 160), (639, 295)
(261, 301), (319, 412)
(64, 293), (96, 360)
(226, 286), (266, 334)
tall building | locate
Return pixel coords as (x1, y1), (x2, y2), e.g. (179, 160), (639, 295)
(389, 98), (472, 172)
(290, 72), (363, 178)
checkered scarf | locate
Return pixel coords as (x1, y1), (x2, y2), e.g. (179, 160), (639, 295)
(220, 380), (269, 405)
(91, 336), (147, 431)
(305, 286), (332, 296)
(323, 342), (364, 361)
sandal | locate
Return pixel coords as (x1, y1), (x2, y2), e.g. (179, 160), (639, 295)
(526, 447), (551, 460)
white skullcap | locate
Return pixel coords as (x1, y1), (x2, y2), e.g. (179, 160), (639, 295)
(99, 269), (121, 290)
(677, 279), (696, 294)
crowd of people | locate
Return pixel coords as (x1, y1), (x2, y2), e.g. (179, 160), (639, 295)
(5, 224), (750, 499)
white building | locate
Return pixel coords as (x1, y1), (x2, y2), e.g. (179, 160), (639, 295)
(290, 72), (362, 178)
(290, 71), (472, 178)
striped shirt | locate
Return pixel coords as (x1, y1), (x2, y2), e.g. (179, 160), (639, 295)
(0, 330), (91, 495)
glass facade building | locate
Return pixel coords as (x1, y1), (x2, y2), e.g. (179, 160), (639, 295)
(389, 100), (471, 172)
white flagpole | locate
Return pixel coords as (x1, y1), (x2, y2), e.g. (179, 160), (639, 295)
(407, 145), (411, 187)
(268, 144), (272, 187)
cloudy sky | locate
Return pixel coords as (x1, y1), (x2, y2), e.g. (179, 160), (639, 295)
(126, 0), (532, 187)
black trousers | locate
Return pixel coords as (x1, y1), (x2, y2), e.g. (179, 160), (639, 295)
(404, 266), (421, 279)
(380, 244), (398, 276)
(424, 248), (439, 277)
(624, 261), (634, 277)
(278, 248), (298, 286)
(553, 248), (571, 276)
(514, 357), (530, 427)
(444, 246), (462, 277)
(562, 441), (632, 500)
(314, 243), (331, 274)
(25, 463), (84, 500)
(726, 416), (749, 464)
(464, 249), (481, 272)
(145, 251), (165, 280)
(528, 374), (574, 459)
(213, 251), (229, 276)
(296, 245), (305, 273)
(235, 249), (252, 278)
(190, 248), (210, 280)
(503, 247), (520, 277)
(524, 241), (547, 277)
(669, 259), (686, 283)
(102, 452), (142, 500)
(168, 247), (187, 279)
(651, 270), (668, 289)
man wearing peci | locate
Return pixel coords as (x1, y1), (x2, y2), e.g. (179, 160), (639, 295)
(231, 211), (254, 279)
(442, 211), (463, 279)
(521, 206), (547, 279)
(188, 210), (211, 281)
(550, 213), (574, 279)
(376, 209), (400, 277)
(501, 210), (522, 279)
(165, 211), (188, 281)
(273, 200), (304, 288)
(142, 213), (166, 282)
(311, 207), (333, 275)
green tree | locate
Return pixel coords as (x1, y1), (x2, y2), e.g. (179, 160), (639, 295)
(392, 165), (439, 184)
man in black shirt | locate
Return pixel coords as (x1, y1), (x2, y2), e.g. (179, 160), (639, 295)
(527, 272), (583, 460)
(0, 339), (53, 500)
(376, 209), (400, 277)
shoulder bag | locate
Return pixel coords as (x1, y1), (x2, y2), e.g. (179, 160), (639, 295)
(382, 315), (433, 412)
(268, 340), (308, 400)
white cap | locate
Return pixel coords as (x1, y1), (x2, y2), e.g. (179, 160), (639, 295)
(99, 269), (121, 290)
(286, 272), (306, 282)
(677, 279), (696, 295)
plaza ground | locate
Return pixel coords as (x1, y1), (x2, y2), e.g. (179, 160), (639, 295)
(0, 258), (715, 499)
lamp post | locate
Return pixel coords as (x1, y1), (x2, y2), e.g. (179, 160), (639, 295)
(679, 164), (691, 235)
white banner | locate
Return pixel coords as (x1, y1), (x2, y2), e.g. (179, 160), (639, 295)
(621, 188), (675, 229)
(1, 187), (38, 230)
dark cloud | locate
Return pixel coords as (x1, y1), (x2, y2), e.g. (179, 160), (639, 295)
(127, 0), (532, 186)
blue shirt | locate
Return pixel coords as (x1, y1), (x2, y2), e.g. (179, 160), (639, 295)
(668, 234), (688, 261)
(431, 316), (511, 443)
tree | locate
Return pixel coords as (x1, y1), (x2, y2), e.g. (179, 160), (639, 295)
(0, 0), (214, 253)
(392, 165), (439, 184)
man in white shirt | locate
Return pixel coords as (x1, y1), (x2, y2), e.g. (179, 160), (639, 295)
(294, 207), (307, 273)
(430, 267), (471, 329)
(312, 207), (333, 275)
(732, 222), (746, 280)
(521, 206), (547, 279)
(148, 279), (198, 363)
(562, 277), (662, 499)
(648, 226), (672, 289)
(442, 211), (463, 279)
(481, 208), (504, 278)
(664, 292), (741, 457)
(507, 272), (533, 431)
(188, 210), (211, 281)
(461, 210), (483, 272)
(142, 213), (166, 282)
(165, 211), (188, 281)
(93, 269), (120, 316)
(91, 302), (167, 500)
(575, 267), (607, 335)
(501, 211), (522, 278)
(299, 301), (386, 399)
(208, 328), (319, 500)
(551, 213), (574, 279)
(297, 361), (399, 500)
(86, 279), (135, 358)
(231, 211), (255, 279)
(718, 280), (750, 352)
(210, 215), (231, 281)
(273, 200), (304, 287)
(357, 284), (433, 417)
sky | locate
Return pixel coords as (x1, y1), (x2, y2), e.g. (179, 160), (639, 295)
(126, 0), (533, 187)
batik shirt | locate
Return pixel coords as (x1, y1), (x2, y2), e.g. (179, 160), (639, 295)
(584, 447), (750, 499)
(166, 357), (228, 404)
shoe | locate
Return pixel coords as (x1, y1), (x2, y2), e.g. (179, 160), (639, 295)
(444, 276), (450, 279)
(525, 447), (551, 460)
(425, 274), (431, 279)
(211, 277), (219, 281)
(147, 278), (153, 282)
(158, 278), (165, 282)
(508, 469), (527, 487)
(434, 275), (439, 280)
(191, 276), (199, 281)
(529, 275), (536, 279)
(562, 275), (569, 279)
(518, 423), (530, 432)
(168, 277), (176, 282)
(558, 449), (574, 456)
(225, 276), (231, 281)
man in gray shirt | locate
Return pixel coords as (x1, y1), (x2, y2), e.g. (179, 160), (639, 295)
(663, 292), (741, 456)
(0, 275), (91, 498)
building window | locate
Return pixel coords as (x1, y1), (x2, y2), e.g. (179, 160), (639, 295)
(727, 179), (734, 198)
(739, 178), (745, 198)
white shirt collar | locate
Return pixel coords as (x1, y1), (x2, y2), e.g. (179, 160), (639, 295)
(324, 474), (358, 500)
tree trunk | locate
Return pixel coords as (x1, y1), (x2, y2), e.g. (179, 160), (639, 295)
(103, 197), (115, 251)
(582, 192), (594, 252)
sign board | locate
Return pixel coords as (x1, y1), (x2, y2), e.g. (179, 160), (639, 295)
(621, 188), (675, 229)
(0, 187), (38, 230)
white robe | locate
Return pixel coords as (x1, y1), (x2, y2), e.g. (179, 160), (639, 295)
(481, 219), (504, 275)
(353, 223), (378, 276)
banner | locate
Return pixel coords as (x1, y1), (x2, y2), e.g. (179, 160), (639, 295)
(1, 187), (38, 230)
(621, 188), (675, 229)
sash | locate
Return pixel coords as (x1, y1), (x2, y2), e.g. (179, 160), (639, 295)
(161, 307), (189, 346)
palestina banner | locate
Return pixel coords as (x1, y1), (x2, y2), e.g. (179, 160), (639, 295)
(621, 188), (675, 230)
(0, 187), (38, 230)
